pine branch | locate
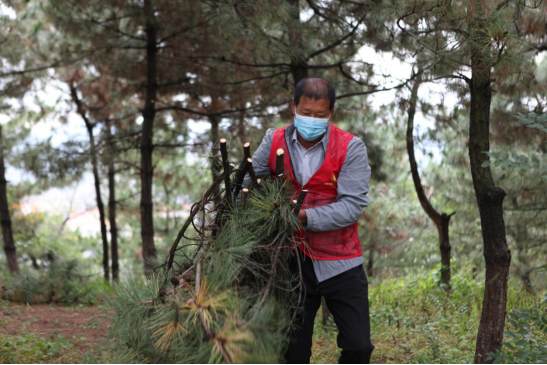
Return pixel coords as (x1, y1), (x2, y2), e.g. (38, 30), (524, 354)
(306, 13), (366, 60)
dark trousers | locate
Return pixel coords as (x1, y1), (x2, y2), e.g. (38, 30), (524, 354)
(285, 249), (374, 364)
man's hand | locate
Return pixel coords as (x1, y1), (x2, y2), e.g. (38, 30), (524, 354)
(297, 209), (307, 225)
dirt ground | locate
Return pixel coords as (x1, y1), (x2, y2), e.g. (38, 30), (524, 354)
(0, 303), (114, 354)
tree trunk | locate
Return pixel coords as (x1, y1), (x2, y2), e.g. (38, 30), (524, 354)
(405, 76), (453, 287)
(162, 180), (170, 234)
(366, 242), (374, 277)
(70, 86), (110, 282)
(209, 116), (222, 205)
(439, 214), (452, 285)
(29, 253), (40, 270)
(0, 126), (20, 275)
(237, 111), (247, 145)
(106, 124), (119, 283)
(288, 0), (308, 86)
(469, 30), (511, 363)
(141, 0), (158, 277)
(86, 123), (110, 282)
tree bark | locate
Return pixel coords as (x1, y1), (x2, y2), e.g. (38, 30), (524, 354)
(0, 126), (20, 275)
(141, 0), (158, 277)
(237, 111), (247, 145)
(366, 242), (374, 277)
(69, 85), (110, 282)
(439, 214), (452, 285)
(106, 124), (119, 283)
(209, 116), (222, 205)
(162, 180), (170, 234)
(405, 76), (453, 286)
(288, 0), (308, 86)
(469, 23), (511, 363)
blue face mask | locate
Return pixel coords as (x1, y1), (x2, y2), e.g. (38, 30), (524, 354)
(294, 109), (330, 141)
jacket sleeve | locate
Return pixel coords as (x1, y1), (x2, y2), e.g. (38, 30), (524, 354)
(304, 137), (371, 232)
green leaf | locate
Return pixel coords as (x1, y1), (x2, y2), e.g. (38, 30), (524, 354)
(505, 330), (517, 337)
(515, 339), (529, 347)
(34, 21), (43, 33)
(481, 160), (491, 167)
(537, 114), (547, 123)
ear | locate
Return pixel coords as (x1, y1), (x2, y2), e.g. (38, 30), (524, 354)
(291, 99), (296, 116)
(329, 105), (335, 122)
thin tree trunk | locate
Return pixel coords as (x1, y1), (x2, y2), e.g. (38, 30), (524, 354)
(288, 0), (308, 86)
(0, 126), (20, 274)
(469, 20), (511, 362)
(162, 180), (170, 234)
(69, 86), (110, 282)
(141, 0), (158, 277)
(405, 76), (453, 286)
(439, 214), (452, 285)
(366, 242), (374, 277)
(209, 116), (222, 205)
(106, 124), (119, 283)
(237, 111), (247, 145)
(29, 253), (40, 270)
(510, 197), (533, 294)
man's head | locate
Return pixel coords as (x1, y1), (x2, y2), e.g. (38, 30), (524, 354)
(292, 77), (336, 119)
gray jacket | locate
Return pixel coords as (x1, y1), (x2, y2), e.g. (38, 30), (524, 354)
(245, 123), (371, 282)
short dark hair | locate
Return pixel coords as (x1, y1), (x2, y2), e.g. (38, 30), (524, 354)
(294, 77), (336, 111)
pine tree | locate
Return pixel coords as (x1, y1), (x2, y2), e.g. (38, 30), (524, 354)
(376, 0), (545, 361)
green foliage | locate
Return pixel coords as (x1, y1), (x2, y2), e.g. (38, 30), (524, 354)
(488, 296), (547, 364)
(310, 268), (545, 364)
(109, 178), (301, 363)
(82, 344), (148, 364)
(1, 259), (111, 305)
(0, 332), (72, 363)
(483, 113), (547, 179)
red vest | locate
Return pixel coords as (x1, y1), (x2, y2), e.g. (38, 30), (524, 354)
(268, 124), (362, 260)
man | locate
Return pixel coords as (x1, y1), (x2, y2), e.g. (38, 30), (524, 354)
(249, 77), (374, 364)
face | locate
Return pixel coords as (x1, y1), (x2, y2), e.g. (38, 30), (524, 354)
(292, 96), (334, 121)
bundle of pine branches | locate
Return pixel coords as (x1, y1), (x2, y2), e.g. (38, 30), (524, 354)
(110, 140), (307, 363)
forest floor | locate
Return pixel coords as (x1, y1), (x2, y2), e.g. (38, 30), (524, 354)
(0, 301), (381, 364)
(0, 302), (115, 363)
(1, 270), (544, 364)
(0, 301), (351, 364)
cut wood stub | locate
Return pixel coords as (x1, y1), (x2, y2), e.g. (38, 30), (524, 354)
(293, 189), (308, 216)
(241, 188), (249, 208)
(247, 158), (258, 183)
(276, 148), (285, 178)
(219, 138), (231, 203)
(243, 142), (251, 159)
